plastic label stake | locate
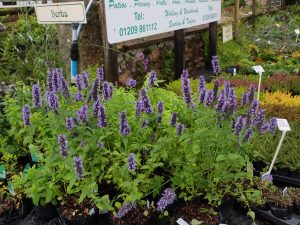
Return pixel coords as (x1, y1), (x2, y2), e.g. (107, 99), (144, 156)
(252, 65), (264, 102)
(8, 181), (15, 196)
(177, 218), (189, 225)
(295, 29), (300, 42)
(267, 119), (291, 175)
(0, 165), (6, 179)
(283, 187), (288, 198)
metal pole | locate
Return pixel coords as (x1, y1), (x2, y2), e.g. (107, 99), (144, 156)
(70, 23), (79, 83)
(77, 0), (94, 38)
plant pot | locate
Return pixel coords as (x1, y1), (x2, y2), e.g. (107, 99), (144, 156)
(30, 204), (59, 222)
(268, 202), (292, 220)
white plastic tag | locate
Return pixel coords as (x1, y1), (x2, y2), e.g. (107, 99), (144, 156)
(88, 208), (95, 215)
(177, 218), (189, 225)
(252, 65), (264, 74)
(295, 29), (300, 34)
(283, 187), (288, 197)
(276, 119), (291, 131)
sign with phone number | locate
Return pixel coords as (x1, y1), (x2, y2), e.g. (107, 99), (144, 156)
(104, 0), (221, 44)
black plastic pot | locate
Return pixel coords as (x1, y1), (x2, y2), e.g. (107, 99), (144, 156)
(268, 202), (292, 220)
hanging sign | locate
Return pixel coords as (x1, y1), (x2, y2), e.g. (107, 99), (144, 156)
(222, 24), (233, 43)
(35, 1), (87, 24)
(104, 0), (221, 44)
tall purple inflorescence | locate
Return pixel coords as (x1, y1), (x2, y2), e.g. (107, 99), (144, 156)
(205, 90), (214, 107)
(60, 75), (70, 97)
(65, 117), (74, 130)
(102, 81), (110, 100)
(97, 104), (107, 128)
(76, 105), (88, 123)
(135, 100), (142, 118)
(247, 100), (259, 120)
(47, 69), (54, 92)
(199, 88), (206, 104)
(119, 111), (131, 136)
(97, 67), (104, 82)
(225, 89), (238, 115)
(215, 90), (226, 113)
(73, 156), (84, 179)
(181, 70), (193, 107)
(157, 188), (176, 211)
(198, 76), (206, 91)
(57, 134), (68, 157)
(223, 81), (231, 98)
(170, 112), (177, 127)
(247, 84), (255, 104)
(116, 203), (134, 218)
(46, 91), (59, 111)
(90, 77), (100, 101)
(149, 70), (157, 88)
(244, 123), (254, 142)
(211, 55), (221, 74)
(176, 123), (185, 136)
(75, 92), (84, 102)
(82, 72), (89, 89)
(93, 97), (101, 117)
(140, 88), (153, 114)
(22, 105), (31, 126)
(213, 79), (220, 99)
(76, 74), (83, 91)
(126, 78), (137, 88)
(269, 117), (277, 135)
(32, 84), (42, 108)
(254, 109), (266, 132)
(241, 92), (248, 107)
(157, 101), (164, 114)
(233, 116), (246, 136)
(52, 69), (60, 92)
(128, 153), (136, 172)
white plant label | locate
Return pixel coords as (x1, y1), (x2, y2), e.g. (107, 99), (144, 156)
(276, 118), (291, 131)
(222, 24), (233, 43)
(177, 218), (189, 225)
(283, 187), (288, 197)
(104, 0), (221, 44)
(295, 29), (300, 42)
(35, 1), (87, 24)
(252, 65), (264, 102)
(261, 172), (272, 181)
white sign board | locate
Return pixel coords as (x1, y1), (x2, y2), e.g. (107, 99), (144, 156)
(252, 65), (264, 74)
(104, 0), (221, 44)
(222, 24), (233, 43)
(276, 118), (291, 132)
(35, 1), (86, 24)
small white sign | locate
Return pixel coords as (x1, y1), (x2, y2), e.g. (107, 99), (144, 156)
(252, 65), (264, 74)
(294, 29), (300, 34)
(276, 118), (291, 132)
(35, 1), (87, 24)
(177, 218), (189, 225)
(223, 25), (233, 43)
(283, 187), (288, 197)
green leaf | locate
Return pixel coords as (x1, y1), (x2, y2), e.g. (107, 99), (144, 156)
(191, 219), (203, 225)
(0, 165), (6, 179)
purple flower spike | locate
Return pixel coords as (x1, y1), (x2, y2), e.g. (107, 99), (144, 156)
(57, 135), (68, 157)
(140, 89), (153, 114)
(157, 101), (164, 114)
(97, 104), (107, 128)
(135, 101), (142, 118)
(126, 78), (137, 88)
(108, 84), (114, 99)
(128, 153), (136, 172)
(199, 88), (206, 104)
(65, 117), (74, 130)
(226, 89), (238, 115)
(176, 123), (185, 136)
(241, 92), (248, 107)
(60, 75), (70, 97)
(205, 90), (214, 107)
(198, 76), (206, 91)
(157, 188), (176, 211)
(233, 116), (246, 136)
(149, 70), (157, 88)
(116, 203), (133, 218)
(97, 142), (104, 148)
(269, 117), (277, 135)
(52, 69), (60, 92)
(141, 120), (148, 128)
(32, 84), (42, 108)
(254, 109), (266, 131)
(22, 105), (31, 126)
(102, 81), (110, 100)
(244, 127), (253, 142)
(247, 100), (259, 120)
(76, 105), (88, 123)
(47, 69), (54, 92)
(247, 84), (255, 104)
(215, 90), (226, 113)
(119, 111), (131, 136)
(213, 80), (220, 99)
(82, 72), (89, 89)
(46, 91), (59, 111)
(97, 67), (104, 82)
(73, 156), (84, 179)
(76, 74), (82, 91)
(93, 97), (101, 117)
(170, 112), (177, 127)
(90, 78), (100, 102)
(211, 55), (221, 74)
(75, 92), (84, 102)
(181, 70), (193, 107)
(223, 81), (231, 98)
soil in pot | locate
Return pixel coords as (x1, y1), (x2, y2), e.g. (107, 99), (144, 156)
(109, 205), (152, 225)
(174, 203), (219, 225)
(59, 197), (95, 225)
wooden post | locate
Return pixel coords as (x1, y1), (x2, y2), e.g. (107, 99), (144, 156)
(174, 29), (185, 79)
(252, 0), (256, 28)
(208, 22), (218, 70)
(99, 0), (118, 83)
(234, 0), (240, 38)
